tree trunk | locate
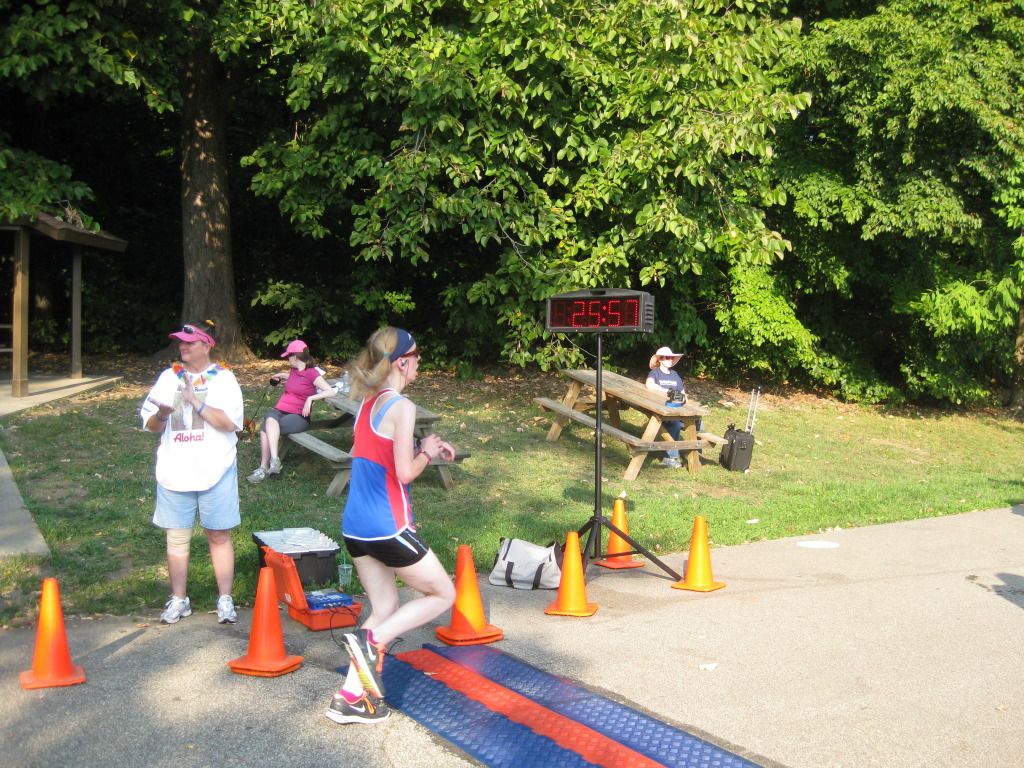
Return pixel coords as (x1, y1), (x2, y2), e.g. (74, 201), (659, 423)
(178, 43), (252, 362)
(1011, 296), (1024, 409)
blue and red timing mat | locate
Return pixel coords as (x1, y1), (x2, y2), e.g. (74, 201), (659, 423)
(379, 644), (763, 768)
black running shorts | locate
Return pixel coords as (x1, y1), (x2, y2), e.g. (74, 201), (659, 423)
(344, 529), (430, 568)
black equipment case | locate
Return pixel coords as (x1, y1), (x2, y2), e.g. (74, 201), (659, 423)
(720, 387), (760, 472)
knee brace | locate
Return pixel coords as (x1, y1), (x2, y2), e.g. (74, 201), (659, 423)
(166, 527), (193, 556)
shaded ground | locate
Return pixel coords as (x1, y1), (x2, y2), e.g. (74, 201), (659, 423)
(2, 351), (841, 415)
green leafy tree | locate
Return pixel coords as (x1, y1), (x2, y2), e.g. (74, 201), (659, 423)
(245, 0), (809, 367)
(0, 0), (256, 358)
(774, 0), (1024, 404)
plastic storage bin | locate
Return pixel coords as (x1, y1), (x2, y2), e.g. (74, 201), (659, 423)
(261, 545), (361, 631)
(253, 528), (340, 587)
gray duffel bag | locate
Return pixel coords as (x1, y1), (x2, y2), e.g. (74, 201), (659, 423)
(489, 538), (563, 589)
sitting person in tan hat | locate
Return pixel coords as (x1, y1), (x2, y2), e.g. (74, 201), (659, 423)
(645, 346), (699, 468)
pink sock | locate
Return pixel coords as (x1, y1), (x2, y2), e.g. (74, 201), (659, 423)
(338, 688), (361, 703)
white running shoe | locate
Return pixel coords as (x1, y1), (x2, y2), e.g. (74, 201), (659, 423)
(216, 594), (237, 624)
(161, 595), (191, 624)
(343, 628), (386, 699)
(268, 457), (283, 474)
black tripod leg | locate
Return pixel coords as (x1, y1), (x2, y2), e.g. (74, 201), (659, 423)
(577, 517), (599, 569)
(602, 520), (683, 581)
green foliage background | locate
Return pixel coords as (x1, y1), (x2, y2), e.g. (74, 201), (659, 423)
(772, 0), (1024, 404)
(2, 0), (1024, 405)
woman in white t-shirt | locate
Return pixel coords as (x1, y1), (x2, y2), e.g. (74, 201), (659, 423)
(140, 320), (244, 626)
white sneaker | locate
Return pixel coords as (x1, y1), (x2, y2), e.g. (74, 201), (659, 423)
(268, 457), (283, 474)
(216, 594), (237, 624)
(247, 467), (267, 484)
(161, 595), (191, 624)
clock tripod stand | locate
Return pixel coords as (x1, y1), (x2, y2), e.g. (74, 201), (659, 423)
(544, 288), (682, 581)
(574, 332), (683, 581)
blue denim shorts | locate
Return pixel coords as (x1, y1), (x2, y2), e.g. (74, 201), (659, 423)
(153, 463), (240, 531)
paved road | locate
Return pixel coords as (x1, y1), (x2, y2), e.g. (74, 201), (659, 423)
(2, 507), (1023, 768)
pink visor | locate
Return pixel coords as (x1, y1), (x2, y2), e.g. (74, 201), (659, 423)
(169, 324), (216, 347)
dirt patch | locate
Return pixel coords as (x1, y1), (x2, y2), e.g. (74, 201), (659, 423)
(24, 480), (89, 508)
(0, 351), (965, 417)
(695, 484), (744, 499)
(105, 561), (136, 582)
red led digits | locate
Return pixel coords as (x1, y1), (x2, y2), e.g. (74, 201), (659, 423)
(545, 291), (653, 333)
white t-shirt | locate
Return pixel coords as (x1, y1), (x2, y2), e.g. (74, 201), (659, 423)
(140, 363), (244, 492)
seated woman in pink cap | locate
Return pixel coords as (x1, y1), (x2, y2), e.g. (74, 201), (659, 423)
(645, 346), (690, 468)
(247, 339), (335, 483)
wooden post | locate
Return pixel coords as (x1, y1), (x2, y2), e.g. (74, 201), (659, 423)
(547, 379), (583, 441)
(683, 416), (701, 473)
(71, 245), (82, 378)
(12, 229), (30, 397)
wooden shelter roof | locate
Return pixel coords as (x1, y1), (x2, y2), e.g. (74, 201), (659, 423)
(3, 211), (129, 396)
(2, 211), (128, 252)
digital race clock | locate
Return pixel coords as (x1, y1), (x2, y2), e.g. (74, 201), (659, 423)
(545, 289), (655, 333)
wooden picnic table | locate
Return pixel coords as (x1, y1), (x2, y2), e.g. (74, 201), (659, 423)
(279, 383), (468, 496)
(535, 368), (725, 480)
(320, 390), (442, 431)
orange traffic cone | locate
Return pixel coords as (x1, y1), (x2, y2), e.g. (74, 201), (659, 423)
(228, 567), (304, 677)
(596, 497), (644, 569)
(672, 515), (726, 592)
(436, 544), (503, 645)
(19, 578), (86, 689)
(545, 531), (598, 617)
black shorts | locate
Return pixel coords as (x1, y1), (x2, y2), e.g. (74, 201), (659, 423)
(344, 529), (430, 568)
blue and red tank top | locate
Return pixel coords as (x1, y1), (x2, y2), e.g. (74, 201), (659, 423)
(342, 388), (415, 540)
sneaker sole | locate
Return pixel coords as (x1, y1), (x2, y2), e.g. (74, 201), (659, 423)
(324, 707), (390, 725)
(161, 608), (192, 624)
(344, 636), (386, 698)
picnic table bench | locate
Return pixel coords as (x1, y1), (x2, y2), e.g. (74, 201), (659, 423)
(281, 431), (353, 497)
(279, 384), (468, 496)
(536, 368), (726, 480)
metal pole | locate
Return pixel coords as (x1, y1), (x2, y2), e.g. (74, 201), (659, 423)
(592, 333), (603, 560)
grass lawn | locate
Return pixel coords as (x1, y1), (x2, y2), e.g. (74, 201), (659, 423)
(2, 357), (1024, 624)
